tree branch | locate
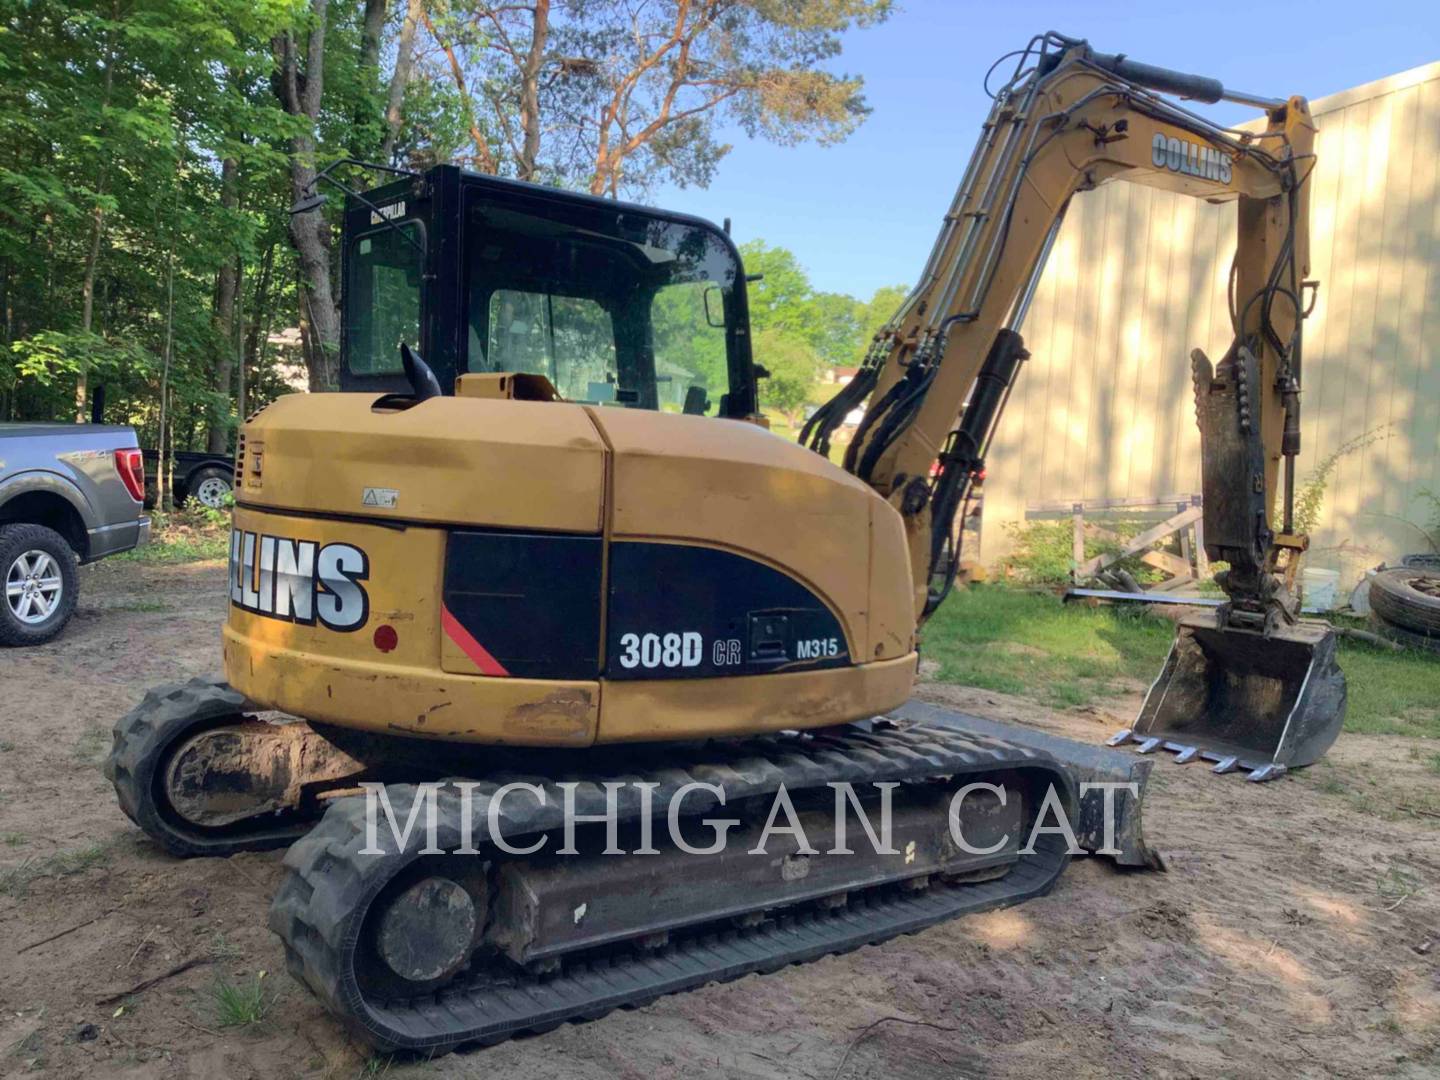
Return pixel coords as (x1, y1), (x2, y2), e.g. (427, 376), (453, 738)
(422, 7), (497, 172)
(381, 0), (426, 161)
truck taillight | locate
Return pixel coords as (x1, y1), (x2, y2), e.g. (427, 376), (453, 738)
(115, 448), (145, 502)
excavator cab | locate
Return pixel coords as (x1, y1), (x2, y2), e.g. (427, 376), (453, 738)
(338, 164), (760, 419)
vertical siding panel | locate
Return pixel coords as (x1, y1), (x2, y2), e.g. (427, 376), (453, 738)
(1018, 194), (1064, 507)
(1119, 186), (1157, 499)
(1043, 194), (1084, 504)
(1334, 100), (1382, 548)
(1300, 100), (1345, 499)
(1130, 191), (1178, 500)
(1342, 91), (1399, 558)
(1070, 187), (1112, 504)
(1369, 85), (1419, 540)
(1186, 202), (1233, 496)
(1410, 78), (1440, 509)
(1391, 78), (1438, 530)
(1154, 195), (1197, 495)
(1088, 183), (1138, 500)
(1309, 102), (1365, 544)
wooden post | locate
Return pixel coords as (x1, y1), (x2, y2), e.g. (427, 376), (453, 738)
(1071, 502), (1085, 580)
(1177, 501), (1193, 576)
(1076, 504), (1203, 579)
(1191, 494), (1209, 578)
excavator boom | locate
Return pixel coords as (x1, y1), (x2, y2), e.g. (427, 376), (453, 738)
(804, 32), (1344, 778)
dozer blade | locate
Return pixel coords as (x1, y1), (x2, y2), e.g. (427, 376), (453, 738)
(1110, 610), (1346, 781)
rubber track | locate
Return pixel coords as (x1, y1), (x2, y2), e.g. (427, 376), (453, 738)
(104, 676), (315, 857)
(269, 724), (1074, 1054)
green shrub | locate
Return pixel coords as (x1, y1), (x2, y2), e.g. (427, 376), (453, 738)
(1000, 517), (1168, 587)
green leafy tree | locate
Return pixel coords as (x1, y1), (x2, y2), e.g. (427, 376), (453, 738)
(0, 0), (894, 440)
(753, 327), (821, 427)
(424, 0), (892, 196)
(853, 282), (907, 362)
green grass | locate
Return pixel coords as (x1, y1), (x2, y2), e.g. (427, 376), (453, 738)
(211, 976), (271, 1028)
(1327, 637), (1440, 738)
(923, 586), (1172, 709)
(0, 841), (110, 897)
(117, 530), (229, 564)
(924, 585), (1440, 736)
(115, 506), (230, 564)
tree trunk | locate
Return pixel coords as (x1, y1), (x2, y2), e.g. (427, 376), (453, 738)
(158, 163), (179, 511)
(354, 0), (387, 155)
(380, 0), (424, 162)
(76, 46), (117, 421)
(242, 240), (276, 387)
(209, 156), (239, 452)
(516, 0), (550, 181)
(275, 0), (342, 391)
(359, 0), (385, 75)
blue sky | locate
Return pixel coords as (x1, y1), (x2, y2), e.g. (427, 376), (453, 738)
(650, 0), (1440, 300)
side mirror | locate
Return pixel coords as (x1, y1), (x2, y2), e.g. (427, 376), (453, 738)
(683, 385), (709, 415)
(702, 285), (726, 329)
(289, 192), (328, 216)
(752, 363), (771, 380)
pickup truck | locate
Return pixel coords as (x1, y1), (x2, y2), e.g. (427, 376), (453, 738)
(142, 448), (235, 509)
(0, 423), (151, 645)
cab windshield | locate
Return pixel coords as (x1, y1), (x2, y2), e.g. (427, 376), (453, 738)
(464, 191), (740, 415)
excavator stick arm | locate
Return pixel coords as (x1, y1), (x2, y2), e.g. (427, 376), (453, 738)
(804, 32), (1342, 777)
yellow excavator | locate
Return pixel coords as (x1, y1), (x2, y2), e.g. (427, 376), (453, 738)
(106, 32), (1343, 1052)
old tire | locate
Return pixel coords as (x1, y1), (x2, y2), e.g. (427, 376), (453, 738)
(0, 523), (80, 646)
(186, 466), (233, 510)
(1370, 613), (1440, 654)
(1370, 568), (1440, 638)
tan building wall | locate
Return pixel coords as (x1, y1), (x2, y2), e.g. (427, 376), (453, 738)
(981, 61), (1440, 586)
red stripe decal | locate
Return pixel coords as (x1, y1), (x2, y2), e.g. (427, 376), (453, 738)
(441, 606), (511, 677)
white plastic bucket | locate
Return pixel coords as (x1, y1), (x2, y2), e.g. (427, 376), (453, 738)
(1301, 567), (1341, 613)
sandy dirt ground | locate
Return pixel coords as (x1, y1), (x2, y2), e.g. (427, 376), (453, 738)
(1, 557), (1438, 1079)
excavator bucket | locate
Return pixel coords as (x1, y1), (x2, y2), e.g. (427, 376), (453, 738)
(1110, 611), (1347, 781)
(1109, 346), (1347, 781)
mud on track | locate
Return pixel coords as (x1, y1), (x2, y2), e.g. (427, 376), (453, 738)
(1, 558), (1437, 1078)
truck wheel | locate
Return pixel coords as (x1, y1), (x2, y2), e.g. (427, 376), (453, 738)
(0, 523), (81, 646)
(1370, 567), (1440, 638)
(188, 467), (233, 510)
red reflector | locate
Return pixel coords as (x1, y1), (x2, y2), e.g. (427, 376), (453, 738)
(114, 448), (145, 502)
(373, 625), (398, 653)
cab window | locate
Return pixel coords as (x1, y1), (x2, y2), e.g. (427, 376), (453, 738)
(346, 223), (423, 376)
(463, 189), (749, 415)
(484, 290), (617, 401)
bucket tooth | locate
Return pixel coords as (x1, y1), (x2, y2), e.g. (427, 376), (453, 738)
(1246, 763), (1287, 783)
(1106, 729), (1134, 747)
(1129, 610), (1346, 778)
